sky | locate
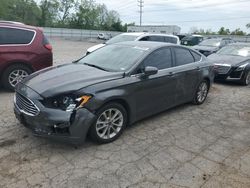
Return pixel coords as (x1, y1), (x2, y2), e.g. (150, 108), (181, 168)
(94, 0), (250, 33)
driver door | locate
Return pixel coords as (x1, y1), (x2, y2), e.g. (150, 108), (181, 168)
(130, 47), (178, 120)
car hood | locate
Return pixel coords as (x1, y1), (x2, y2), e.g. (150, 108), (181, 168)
(192, 45), (219, 52)
(87, 43), (106, 53)
(207, 54), (248, 66)
(21, 63), (124, 98)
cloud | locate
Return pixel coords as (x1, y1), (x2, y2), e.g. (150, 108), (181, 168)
(96, 0), (250, 33)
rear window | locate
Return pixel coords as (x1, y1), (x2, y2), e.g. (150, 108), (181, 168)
(0, 27), (35, 45)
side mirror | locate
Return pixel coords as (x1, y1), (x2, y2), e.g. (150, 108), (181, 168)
(143, 66), (158, 77)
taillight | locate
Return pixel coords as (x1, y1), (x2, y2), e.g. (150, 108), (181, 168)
(44, 44), (52, 51)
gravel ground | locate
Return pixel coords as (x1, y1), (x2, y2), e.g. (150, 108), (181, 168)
(0, 38), (250, 188)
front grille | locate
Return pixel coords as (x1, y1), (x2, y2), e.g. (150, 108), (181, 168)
(216, 65), (231, 74)
(15, 92), (39, 116)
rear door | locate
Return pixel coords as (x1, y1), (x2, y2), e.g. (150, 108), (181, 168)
(171, 47), (203, 103)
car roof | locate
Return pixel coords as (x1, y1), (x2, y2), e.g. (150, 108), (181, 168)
(112, 41), (178, 50)
(229, 42), (250, 46)
(122, 32), (178, 38)
(121, 32), (145, 36)
(0, 21), (39, 31)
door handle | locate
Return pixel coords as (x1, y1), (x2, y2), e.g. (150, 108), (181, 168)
(196, 67), (201, 71)
(168, 72), (174, 76)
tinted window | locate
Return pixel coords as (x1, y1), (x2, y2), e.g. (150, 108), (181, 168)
(147, 36), (165, 42)
(174, 48), (195, 66)
(0, 27), (35, 45)
(139, 36), (149, 41)
(190, 51), (201, 62)
(164, 36), (177, 44)
(143, 48), (172, 70)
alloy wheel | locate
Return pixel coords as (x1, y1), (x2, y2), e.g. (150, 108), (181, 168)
(96, 108), (124, 140)
(8, 69), (29, 87)
(197, 82), (208, 103)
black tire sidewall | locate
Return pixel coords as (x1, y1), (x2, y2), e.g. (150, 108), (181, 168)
(193, 80), (209, 105)
(241, 71), (250, 86)
(2, 64), (32, 91)
(90, 103), (127, 144)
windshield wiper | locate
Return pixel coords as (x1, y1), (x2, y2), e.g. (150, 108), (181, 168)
(83, 63), (108, 71)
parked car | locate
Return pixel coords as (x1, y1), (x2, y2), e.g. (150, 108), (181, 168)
(181, 35), (203, 46)
(0, 21), (53, 91)
(86, 32), (180, 54)
(176, 34), (187, 40)
(97, 33), (111, 40)
(193, 38), (234, 56)
(208, 43), (250, 85)
(14, 41), (214, 145)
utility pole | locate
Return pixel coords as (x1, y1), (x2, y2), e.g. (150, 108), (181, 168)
(138, 0), (144, 26)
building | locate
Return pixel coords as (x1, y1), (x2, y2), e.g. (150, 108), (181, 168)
(127, 25), (181, 35)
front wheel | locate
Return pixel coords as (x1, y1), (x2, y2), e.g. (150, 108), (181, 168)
(89, 103), (127, 144)
(241, 71), (250, 86)
(193, 80), (209, 105)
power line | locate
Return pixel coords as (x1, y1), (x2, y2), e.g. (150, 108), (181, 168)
(138, 0), (144, 26)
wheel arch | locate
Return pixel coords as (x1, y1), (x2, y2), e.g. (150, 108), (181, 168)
(0, 61), (34, 78)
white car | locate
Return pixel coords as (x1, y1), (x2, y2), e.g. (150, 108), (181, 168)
(97, 33), (111, 40)
(87, 32), (180, 54)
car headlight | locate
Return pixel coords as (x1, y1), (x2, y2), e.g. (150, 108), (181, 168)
(48, 95), (92, 112)
(236, 63), (248, 72)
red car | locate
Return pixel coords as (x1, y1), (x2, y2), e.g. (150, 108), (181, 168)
(0, 21), (53, 91)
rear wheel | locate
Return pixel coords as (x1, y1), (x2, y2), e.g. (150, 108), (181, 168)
(193, 80), (209, 105)
(241, 71), (250, 86)
(90, 103), (127, 144)
(1, 64), (32, 91)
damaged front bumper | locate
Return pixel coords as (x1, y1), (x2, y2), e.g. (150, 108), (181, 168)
(14, 85), (96, 145)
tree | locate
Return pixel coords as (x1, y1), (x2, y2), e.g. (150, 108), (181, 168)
(246, 23), (250, 29)
(231, 28), (245, 35)
(58, 0), (75, 25)
(39, 0), (59, 27)
(218, 27), (230, 35)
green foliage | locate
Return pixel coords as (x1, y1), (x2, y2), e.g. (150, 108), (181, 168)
(0, 0), (126, 31)
(230, 28), (245, 36)
(218, 27), (230, 35)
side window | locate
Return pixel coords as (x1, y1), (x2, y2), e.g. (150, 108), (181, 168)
(174, 48), (195, 66)
(147, 36), (165, 42)
(164, 37), (177, 44)
(142, 48), (172, 70)
(139, 36), (149, 41)
(190, 51), (202, 62)
(0, 27), (35, 45)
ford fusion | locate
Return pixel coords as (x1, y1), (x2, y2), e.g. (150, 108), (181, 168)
(208, 43), (250, 85)
(14, 41), (214, 145)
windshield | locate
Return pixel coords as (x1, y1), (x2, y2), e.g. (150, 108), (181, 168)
(78, 44), (148, 71)
(106, 34), (139, 44)
(217, 45), (250, 57)
(199, 39), (221, 47)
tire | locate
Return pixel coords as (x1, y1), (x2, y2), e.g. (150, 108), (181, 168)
(1, 64), (32, 91)
(241, 71), (250, 86)
(192, 80), (209, 105)
(89, 102), (127, 144)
